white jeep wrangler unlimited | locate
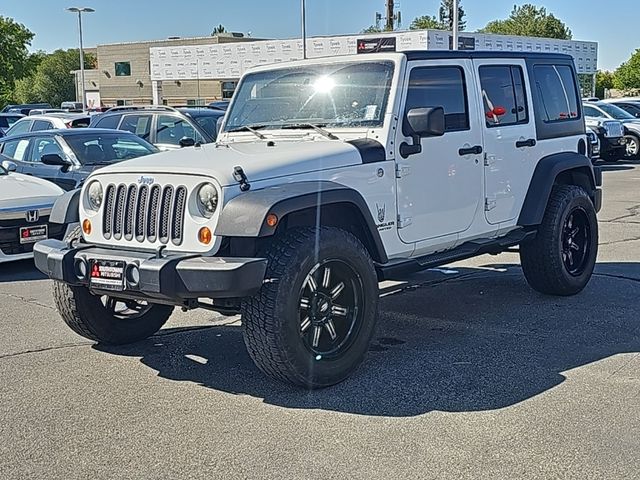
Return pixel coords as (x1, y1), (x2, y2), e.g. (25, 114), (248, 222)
(35, 51), (602, 388)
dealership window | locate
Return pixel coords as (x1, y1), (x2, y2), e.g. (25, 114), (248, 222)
(115, 62), (131, 77)
(222, 81), (237, 99)
(479, 65), (529, 127)
(533, 65), (580, 122)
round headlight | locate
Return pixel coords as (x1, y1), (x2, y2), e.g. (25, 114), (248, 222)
(196, 183), (218, 218)
(87, 181), (103, 211)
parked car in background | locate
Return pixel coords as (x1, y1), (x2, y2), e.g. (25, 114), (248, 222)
(586, 127), (600, 162)
(4, 113), (91, 137)
(0, 113), (25, 136)
(0, 158), (67, 264)
(584, 115), (626, 161)
(0, 129), (159, 191)
(208, 100), (230, 111)
(28, 109), (66, 116)
(60, 101), (84, 111)
(1, 103), (52, 115)
(601, 98), (640, 119)
(583, 101), (640, 158)
(89, 105), (221, 150)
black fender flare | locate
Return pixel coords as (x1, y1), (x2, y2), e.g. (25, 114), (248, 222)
(214, 181), (388, 263)
(50, 188), (81, 224)
(518, 152), (598, 226)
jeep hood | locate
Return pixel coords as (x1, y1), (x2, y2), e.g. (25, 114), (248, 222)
(92, 140), (370, 186)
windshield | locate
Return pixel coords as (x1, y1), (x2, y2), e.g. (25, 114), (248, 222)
(224, 61), (395, 132)
(64, 133), (159, 165)
(599, 103), (635, 120)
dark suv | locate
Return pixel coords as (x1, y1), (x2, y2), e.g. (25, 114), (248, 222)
(89, 106), (224, 150)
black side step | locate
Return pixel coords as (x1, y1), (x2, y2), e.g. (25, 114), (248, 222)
(377, 229), (536, 281)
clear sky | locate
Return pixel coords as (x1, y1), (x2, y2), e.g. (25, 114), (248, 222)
(0, 0), (636, 71)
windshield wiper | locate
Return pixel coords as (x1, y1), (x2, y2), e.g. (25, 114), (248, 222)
(281, 123), (339, 140)
(227, 124), (267, 140)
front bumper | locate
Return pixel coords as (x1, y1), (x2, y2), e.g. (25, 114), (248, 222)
(33, 240), (267, 303)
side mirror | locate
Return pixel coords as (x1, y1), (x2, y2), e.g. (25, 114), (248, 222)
(179, 136), (196, 148)
(1, 159), (17, 172)
(400, 107), (445, 158)
(41, 153), (71, 167)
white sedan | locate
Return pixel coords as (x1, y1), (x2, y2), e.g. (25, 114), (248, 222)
(0, 159), (67, 264)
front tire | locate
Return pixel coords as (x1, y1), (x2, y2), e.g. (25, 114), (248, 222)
(520, 185), (598, 296)
(624, 134), (640, 159)
(241, 227), (379, 388)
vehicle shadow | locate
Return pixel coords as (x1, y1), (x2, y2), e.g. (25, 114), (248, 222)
(597, 157), (640, 172)
(0, 259), (46, 283)
(95, 262), (640, 417)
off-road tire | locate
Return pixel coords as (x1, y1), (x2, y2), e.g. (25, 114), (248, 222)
(52, 226), (174, 344)
(520, 185), (598, 296)
(241, 227), (379, 389)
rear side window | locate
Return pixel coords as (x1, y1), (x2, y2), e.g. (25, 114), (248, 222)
(93, 115), (121, 130)
(71, 117), (90, 128)
(32, 120), (54, 131)
(1, 138), (30, 161)
(404, 66), (469, 135)
(479, 65), (528, 127)
(533, 65), (580, 122)
(118, 114), (152, 140)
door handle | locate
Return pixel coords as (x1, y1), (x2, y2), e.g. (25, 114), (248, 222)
(458, 145), (483, 156)
(516, 138), (536, 148)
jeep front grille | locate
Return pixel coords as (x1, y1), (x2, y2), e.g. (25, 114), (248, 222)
(103, 183), (187, 245)
(603, 121), (623, 138)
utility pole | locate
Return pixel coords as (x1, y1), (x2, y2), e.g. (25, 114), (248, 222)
(385, 0), (394, 31)
(67, 7), (94, 111)
(301, 0), (307, 59)
(452, 0), (459, 50)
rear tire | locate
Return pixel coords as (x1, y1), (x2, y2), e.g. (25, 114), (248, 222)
(241, 227), (379, 388)
(624, 134), (640, 159)
(52, 226), (174, 344)
(520, 185), (598, 296)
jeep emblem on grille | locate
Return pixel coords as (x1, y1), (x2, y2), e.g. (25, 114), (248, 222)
(25, 210), (39, 223)
(137, 176), (155, 185)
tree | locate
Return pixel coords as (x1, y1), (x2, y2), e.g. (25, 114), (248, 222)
(595, 70), (615, 98)
(14, 49), (95, 107)
(614, 49), (640, 90)
(481, 4), (572, 40)
(410, 15), (443, 30)
(211, 24), (226, 35)
(361, 25), (383, 33)
(439, 0), (466, 31)
(0, 16), (35, 108)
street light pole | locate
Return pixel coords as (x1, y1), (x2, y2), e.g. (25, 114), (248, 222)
(67, 7), (94, 111)
(452, 0), (459, 51)
(301, 0), (307, 59)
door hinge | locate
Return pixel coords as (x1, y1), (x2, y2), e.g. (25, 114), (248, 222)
(484, 198), (497, 211)
(484, 154), (496, 167)
(397, 214), (413, 228)
(395, 164), (411, 178)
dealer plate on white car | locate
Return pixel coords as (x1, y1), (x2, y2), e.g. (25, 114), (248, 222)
(20, 225), (48, 244)
(89, 260), (125, 291)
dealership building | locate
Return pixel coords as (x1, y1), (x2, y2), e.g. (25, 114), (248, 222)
(76, 30), (598, 108)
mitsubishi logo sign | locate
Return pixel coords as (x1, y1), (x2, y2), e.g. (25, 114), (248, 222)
(25, 210), (39, 223)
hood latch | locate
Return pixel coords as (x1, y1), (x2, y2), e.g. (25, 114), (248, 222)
(233, 166), (251, 192)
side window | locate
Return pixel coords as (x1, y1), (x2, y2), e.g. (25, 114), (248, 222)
(479, 65), (528, 127)
(32, 120), (54, 131)
(1, 138), (30, 161)
(403, 66), (469, 135)
(118, 114), (151, 140)
(27, 137), (64, 163)
(155, 115), (204, 145)
(533, 65), (580, 122)
(93, 115), (120, 130)
(583, 105), (605, 118)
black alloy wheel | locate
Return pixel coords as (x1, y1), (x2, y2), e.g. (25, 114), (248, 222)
(561, 207), (592, 277)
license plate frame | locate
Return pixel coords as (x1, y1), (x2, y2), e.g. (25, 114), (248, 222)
(89, 260), (125, 291)
(19, 225), (48, 244)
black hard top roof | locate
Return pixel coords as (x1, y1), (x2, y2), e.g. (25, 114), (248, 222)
(402, 50), (574, 62)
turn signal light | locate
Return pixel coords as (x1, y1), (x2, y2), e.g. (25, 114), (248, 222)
(198, 227), (212, 245)
(82, 219), (92, 235)
(266, 213), (278, 228)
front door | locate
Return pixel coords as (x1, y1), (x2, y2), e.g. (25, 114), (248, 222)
(24, 136), (73, 190)
(395, 60), (484, 244)
(474, 59), (539, 224)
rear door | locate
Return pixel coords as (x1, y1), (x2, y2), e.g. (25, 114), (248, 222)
(474, 59), (539, 225)
(0, 137), (31, 173)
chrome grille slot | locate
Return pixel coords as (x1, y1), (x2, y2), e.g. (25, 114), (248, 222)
(101, 182), (189, 246)
(146, 185), (161, 242)
(135, 185), (148, 241)
(172, 186), (187, 245)
(124, 185), (137, 240)
(112, 184), (126, 240)
(103, 185), (116, 239)
(158, 186), (174, 244)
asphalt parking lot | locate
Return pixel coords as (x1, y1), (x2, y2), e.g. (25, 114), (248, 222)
(1, 159), (639, 480)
